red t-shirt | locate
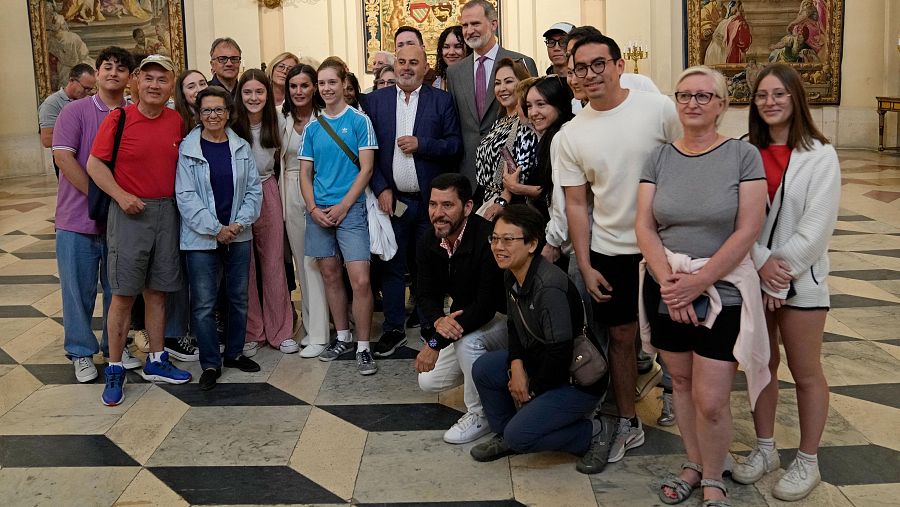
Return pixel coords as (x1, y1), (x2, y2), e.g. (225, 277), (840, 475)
(90, 104), (183, 199)
(759, 144), (791, 202)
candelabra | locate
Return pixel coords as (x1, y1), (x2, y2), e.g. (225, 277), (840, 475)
(624, 41), (648, 74)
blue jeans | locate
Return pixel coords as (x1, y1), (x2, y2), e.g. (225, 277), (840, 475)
(186, 241), (251, 370)
(165, 255), (190, 338)
(382, 194), (429, 332)
(472, 350), (601, 456)
(56, 230), (110, 359)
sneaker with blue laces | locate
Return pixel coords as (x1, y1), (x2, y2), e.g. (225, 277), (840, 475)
(139, 351), (192, 384)
(101, 364), (127, 406)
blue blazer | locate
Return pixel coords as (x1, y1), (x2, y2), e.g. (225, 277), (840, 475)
(363, 84), (462, 201)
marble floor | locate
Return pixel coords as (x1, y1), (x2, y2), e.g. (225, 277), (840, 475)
(0, 149), (899, 506)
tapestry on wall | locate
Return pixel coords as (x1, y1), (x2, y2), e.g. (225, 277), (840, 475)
(363, 0), (502, 72)
(684, 0), (844, 105)
(28, 0), (186, 103)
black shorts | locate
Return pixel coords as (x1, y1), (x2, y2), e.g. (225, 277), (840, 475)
(642, 274), (738, 362)
(588, 251), (642, 328)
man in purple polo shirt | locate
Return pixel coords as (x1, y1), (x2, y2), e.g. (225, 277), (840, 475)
(52, 46), (140, 383)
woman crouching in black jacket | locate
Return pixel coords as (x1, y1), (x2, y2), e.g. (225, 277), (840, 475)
(470, 204), (607, 469)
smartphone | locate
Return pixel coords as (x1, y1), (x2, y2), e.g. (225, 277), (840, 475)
(659, 294), (710, 321)
(393, 200), (408, 218)
(500, 146), (516, 174)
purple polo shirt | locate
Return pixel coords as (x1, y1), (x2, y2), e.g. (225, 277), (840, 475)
(51, 94), (126, 235)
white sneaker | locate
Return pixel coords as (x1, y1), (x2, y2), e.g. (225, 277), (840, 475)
(773, 457), (820, 501)
(732, 446), (780, 484)
(608, 417), (645, 463)
(243, 342), (260, 357)
(121, 346), (143, 370)
(300, 343), (327, 358)
(279, 339), (300, 354)
(443, 412), (491, 444)
(73, 357), (98, 383)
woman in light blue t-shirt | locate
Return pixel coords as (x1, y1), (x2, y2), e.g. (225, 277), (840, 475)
(299, 57), (379, 376)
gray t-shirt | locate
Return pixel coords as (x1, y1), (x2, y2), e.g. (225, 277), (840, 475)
(641, 139), (764, 304)
(38, 89), (72, 129)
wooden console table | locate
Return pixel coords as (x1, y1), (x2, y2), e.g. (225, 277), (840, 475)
(877, 96), (900, 151)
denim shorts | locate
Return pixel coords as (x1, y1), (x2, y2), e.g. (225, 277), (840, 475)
(304, 200), (370, 262)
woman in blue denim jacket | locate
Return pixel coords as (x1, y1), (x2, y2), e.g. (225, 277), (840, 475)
(175, 86), (263, 390)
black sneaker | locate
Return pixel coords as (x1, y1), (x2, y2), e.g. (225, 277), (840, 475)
(199, 368), (220, 391)
(164, 336), (199, 362)
(576, 414), (617, 474)
(373, 330), (408, 358)
(405, 311), (421, 329)
(223, 355), (261, 372)
(470, 434), (515, 462)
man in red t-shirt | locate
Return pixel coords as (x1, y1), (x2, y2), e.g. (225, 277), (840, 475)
(87, 54), (191, 406)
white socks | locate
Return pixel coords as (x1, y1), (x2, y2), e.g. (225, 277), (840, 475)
(108, 361), (123, 368)
(758, 437), (776, 452)
(796, 450), (818, 466)
(356, 341), (370, 352)
(336, 330), (352, 343)
(149, 351), (164, 362)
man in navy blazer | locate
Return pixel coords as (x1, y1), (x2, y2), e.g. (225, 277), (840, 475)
(364, 45), (462, 357)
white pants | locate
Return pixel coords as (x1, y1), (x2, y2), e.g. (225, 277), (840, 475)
(418, 315), (508, 416)
(283, 170), (330, 345)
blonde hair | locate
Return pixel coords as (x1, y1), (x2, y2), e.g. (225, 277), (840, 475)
(675, 65), (729, 126)
(265, 52), (299, 82)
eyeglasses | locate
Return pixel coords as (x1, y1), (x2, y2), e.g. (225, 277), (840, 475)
(572, 58), (609, 78)
(374, 79), (397, 87)
(76, 80), (95, 94)
(753, 90), (792, 104)
(488, 235), (525, 246)
(673, 91), (719, 105)
(274, 63), (294, 72)
(214, 56), (242, 64)
(200, 107), (227, 117)
(544, 38), (565, 48)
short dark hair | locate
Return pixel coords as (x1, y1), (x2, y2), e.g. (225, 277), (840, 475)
(209, 37), (242, 57)
(430, 173), (472, 204)
(194, 85), (234, 118)
(394, 25), (424, 45)
(565, 25), (602, 47)
(494, 204), (545, 245)
(132, 28), (144, 39)
(570, 32), (622, 62)
(69, 63), (95, 80)
(462, 0), (498, 22)
(95, 46), (135, 73)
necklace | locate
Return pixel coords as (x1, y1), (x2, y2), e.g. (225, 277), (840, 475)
(679, 135), (722, 155)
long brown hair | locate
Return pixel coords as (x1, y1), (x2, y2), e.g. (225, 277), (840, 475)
(748, 63), (828, 151)
(231, 69), (281, 149)
(174, 69), (207, 135)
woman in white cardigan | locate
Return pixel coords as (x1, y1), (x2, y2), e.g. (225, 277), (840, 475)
(733, 64), (840, 502)
(280, 64), (331, 358)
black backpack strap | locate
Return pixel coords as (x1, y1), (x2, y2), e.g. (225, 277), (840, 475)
(317, 117), (360, 168)
(108, 107), (127, 172)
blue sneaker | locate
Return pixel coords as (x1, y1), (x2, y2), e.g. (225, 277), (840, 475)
(139, 351), (192, 384)
(101, 364), (127, 406)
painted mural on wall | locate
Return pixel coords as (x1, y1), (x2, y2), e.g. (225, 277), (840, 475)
(685, 0), (844, 104)
(28, 0), (186, 102)
(363, 0), (501, 72)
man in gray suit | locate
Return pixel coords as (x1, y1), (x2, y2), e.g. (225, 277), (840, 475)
(447, 0), (537, 185)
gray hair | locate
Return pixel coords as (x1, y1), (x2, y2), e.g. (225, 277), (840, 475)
(374, 50), (395, 65)
(462, 0), (498, 22)
(209, 37), (242, 57)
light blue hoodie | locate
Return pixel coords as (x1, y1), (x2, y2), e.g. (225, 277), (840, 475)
(175, 125), (262, 250)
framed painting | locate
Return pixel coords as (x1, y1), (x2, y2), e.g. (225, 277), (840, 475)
(362, 0), (502, 72)
(684, 0), (845, 105)
(28, 0), (187, 103)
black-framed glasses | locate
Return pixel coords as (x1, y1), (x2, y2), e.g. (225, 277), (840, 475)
(488, 235), (525, 246)
(544, 38), (565, 48)
(673, 91), (719, 105)
(200, 107), (227, 117)
(214, 56), (242, 64)
(753, 90), (791, 104)
(572, 58), (609, 78)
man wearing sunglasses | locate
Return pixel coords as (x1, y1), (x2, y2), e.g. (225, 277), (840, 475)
(543, 22), (575, 76)
(208, 37), (242, 97)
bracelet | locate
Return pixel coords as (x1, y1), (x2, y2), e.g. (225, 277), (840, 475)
(493, 196), (508, 207)
(309, 206), (318, 214)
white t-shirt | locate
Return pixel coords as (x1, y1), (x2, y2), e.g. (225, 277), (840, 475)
(620, 73), (661, 94)
(555, 90), (681, 255)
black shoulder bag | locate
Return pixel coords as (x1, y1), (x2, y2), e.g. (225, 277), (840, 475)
(87, 107), (126, 223)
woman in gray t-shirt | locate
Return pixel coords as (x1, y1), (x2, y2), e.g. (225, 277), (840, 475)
(635, 66), (766, 506)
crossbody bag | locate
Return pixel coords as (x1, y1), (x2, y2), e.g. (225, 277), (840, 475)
(87, 107), (126, 223)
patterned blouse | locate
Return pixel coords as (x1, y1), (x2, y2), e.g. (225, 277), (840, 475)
(474, 114), (538, 197)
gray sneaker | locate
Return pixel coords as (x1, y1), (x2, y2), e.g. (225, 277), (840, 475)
(121, 346), (143, 370)
(608, 417), (645, 463)
(356, 350), (378, 375)
(318, 340), (354, 362)
(73, 357), (98, 383)
(470, 434), (515, 462)
(657, 392), (676, 426)
(576, 414), (617, 474)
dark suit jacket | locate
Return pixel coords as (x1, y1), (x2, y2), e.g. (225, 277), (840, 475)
(363, 84), (462, 202)
(445, 45), (538, 184)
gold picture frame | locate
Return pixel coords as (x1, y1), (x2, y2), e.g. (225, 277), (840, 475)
(362, 0), (502, 72)
(28, 0), (186, 103)
(684, 0), (844, 105)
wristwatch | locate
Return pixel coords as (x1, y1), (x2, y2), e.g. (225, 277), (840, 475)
(493, 196), (508, 207)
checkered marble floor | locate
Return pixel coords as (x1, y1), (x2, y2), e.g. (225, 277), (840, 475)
(0, 149), (899, 506)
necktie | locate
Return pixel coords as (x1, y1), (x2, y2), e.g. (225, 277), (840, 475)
(475, 55), (487, 119)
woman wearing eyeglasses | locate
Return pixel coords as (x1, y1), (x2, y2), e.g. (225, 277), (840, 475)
(731, 63), (840, 502)
(635, 66), (768, 507)
(469, 204), (607, 469)
(176, 86), (263, 390)
(266, 52), (299, 107)
(373, 65), (397, 90)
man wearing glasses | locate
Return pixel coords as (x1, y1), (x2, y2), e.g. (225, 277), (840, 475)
(415, 173), (507, 446)
(40, 64), (96, 156)
(555, 32), (681, 472)
(208, 37), (242, 97)
(543, 22), (574, 76)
